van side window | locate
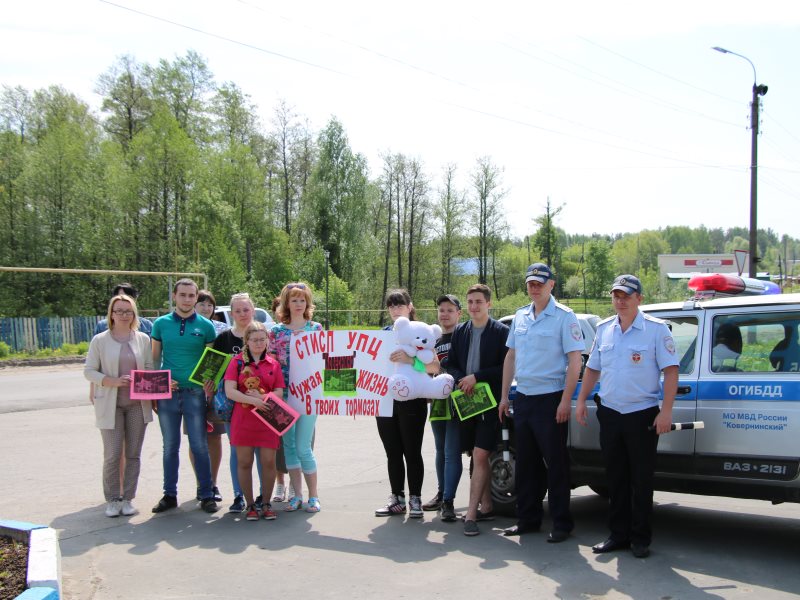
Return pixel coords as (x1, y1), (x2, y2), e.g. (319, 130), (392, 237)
(712, 313), (800, 373)
(662, 317), (698, 374)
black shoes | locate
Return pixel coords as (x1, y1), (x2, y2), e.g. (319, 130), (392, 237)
(229, 495), (246, 513)
(631, 543), (650, 558)
(592, 538), (631, 554)
(152, 495), (178, 513)
(503, 522), (541, 536)
(440, 500), (457, 522)
(547, 530), (570, 543)
(200, 498), (220, 513)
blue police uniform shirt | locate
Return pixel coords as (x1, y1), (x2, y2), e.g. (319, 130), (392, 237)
(587, 310), (679, 414)
(506, 296), (584, 395)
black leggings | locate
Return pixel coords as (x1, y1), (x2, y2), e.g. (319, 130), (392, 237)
(376, 398), (427, 497)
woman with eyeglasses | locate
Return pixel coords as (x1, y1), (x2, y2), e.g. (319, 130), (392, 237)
(84, 294), (154, 518)
(374, 289), (428, 518)
(269, 282), (323, 512)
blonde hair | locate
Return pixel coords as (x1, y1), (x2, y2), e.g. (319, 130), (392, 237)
(277, 283), (315, 324)
(229, 292), (255, 309)
(106, 294), (140, 331)
(242, 321), (268, 365)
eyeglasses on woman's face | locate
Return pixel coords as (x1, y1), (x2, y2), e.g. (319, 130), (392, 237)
(112, 309), (135, 317)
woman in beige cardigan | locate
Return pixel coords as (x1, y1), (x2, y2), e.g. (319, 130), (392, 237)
(84, 294), (154, 517)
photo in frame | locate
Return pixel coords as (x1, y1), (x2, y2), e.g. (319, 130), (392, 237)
(428, 396), (451, 421)
(450, 382), (497, 421)
(130, 370), (172, 400)
(250, 392), (300, 437)
(188, 347), (232, 387)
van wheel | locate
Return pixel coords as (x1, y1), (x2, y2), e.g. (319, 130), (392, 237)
(589, 485), (609, 498)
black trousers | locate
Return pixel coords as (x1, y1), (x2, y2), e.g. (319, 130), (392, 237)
(376, 398), (427, 497)
(597, 403), (660, 546)
(514, 391), (573, 533)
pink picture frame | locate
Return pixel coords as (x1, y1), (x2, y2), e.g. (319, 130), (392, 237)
(130, 370), (172, 400)
(250, 392), (300, 437)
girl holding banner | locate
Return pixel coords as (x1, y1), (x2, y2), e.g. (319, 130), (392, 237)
(223, 322), (285, 521)
(269, 282), (323, 513)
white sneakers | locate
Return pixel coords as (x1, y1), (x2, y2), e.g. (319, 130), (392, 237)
(105, 500), (122, 517)
(105, 500), (138, 517)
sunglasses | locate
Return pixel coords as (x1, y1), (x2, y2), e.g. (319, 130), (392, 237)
(112, 310), (135, 316)
(287, 283), (306, 290)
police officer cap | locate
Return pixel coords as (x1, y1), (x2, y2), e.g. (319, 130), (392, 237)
(525, 263), (553, 284)
(611, 274), (643, 295)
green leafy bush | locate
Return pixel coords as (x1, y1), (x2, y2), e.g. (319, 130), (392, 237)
(0, 341), (10, 358)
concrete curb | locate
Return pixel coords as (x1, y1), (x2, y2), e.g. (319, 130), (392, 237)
(0, 356), (85, 369)
(0, 519), (61, 599)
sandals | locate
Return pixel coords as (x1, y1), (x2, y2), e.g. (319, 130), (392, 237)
(285, 496), (303, 512)
(305, 497), (321, 513)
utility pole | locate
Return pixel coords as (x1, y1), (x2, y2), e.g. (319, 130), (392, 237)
(713, 47), (767, 278)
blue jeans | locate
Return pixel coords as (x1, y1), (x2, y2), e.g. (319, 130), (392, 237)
(224, 422), (263, 498)
(283, 414), (317, 473)
(430, 415), (462, 501)
(157, 388), (213, 498)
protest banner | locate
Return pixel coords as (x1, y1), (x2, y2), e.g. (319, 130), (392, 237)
(289, 329), (395, 417)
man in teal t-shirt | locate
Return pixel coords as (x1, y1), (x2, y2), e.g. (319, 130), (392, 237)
(150, 278), (218, 514)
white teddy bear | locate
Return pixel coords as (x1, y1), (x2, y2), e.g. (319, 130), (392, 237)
(388, 317), (455, 401)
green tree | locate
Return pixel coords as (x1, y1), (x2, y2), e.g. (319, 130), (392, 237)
(300, 118), (370, 285)
(585, 239), (615, 298)
(470, 157), (506, 287)
(96, 55), (152, 152)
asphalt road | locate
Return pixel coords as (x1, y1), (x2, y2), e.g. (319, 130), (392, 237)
(1, 364), (800, 599)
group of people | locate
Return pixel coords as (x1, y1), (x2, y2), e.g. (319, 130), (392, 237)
(84, 279), (322, 522)
(84, 264), (678, 558)
(376, 265), (677, 559)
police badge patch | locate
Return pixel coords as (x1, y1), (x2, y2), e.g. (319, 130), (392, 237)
(665, 337), (676, 355)
(631, 351), (642, 364)
(570, 322), (582, 341)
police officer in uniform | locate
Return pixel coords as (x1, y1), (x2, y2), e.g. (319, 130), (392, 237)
(499, 263), (583, 542)
(576, 274), (678, 558)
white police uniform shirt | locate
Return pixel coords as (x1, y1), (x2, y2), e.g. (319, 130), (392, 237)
(587, 310), (679, 414)
(507, 296), (584, 395)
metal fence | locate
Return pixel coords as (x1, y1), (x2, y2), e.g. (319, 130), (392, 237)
(0, 316), (100, 352)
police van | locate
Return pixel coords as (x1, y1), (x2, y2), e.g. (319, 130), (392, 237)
(494, 277), (800, 514)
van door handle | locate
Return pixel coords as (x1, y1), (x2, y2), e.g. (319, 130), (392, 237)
(677, 385), (692, 395)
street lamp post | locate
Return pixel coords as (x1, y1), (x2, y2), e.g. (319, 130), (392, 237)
(712, 47), (768, 278)
(324, 249), (330, 330)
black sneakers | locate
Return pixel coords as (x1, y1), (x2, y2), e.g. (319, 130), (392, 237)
(152, 495), (178, 513)
(229, 495), (246, 513)
(441, 500), (457, 522)
(200, 498), (219, 513)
